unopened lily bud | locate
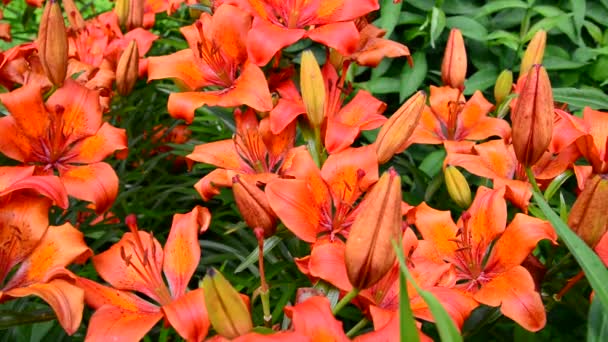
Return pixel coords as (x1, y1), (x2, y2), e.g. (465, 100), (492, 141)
(345, 169), (401, 290)
(512, 64), (553, 167)
(444, 166), (472, 208)
(38, 0), (68, 87)
(329, 48), (345, 71)
(568, 175), (608, 247)
(519, 30), (546, 80)
(115, 0), (129, 28)
(116, 40), (139, 96)
(300, 50), (326, 128)
(375, 91), (426, 164)
(62, 0), (85, 30)
(127, 0), (144, 30)
(494, 69), (513, 105)
(201, 268), (253, 338)
(441, 28), (467, 90)
(232, 175), (277, 237)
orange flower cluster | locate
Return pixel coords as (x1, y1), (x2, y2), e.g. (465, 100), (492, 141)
(0, 1), (607, 341)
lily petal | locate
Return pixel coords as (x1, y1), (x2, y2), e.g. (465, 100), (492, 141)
(92, 231), (164, 303)
(0, 82), (48, 139)
(487, 214), (556, 272)
(0, 116), (32, 162)
(412, 202), (459, 258)
(284, 296), (349, 342)
(3, 223), (91, 289)
(147, 49), (210, 91)
(163, 288), (210, 342)
(167, 62), (272, 123)
(464, 187), (507, 254)
(69, 122), (127, 164)
(60, 163), (119, 214)
(246, 17), (305, 66)
(307, 21), (360, 56)
(308, 240), (352, 292)
(474, 266), (546, 332)
(46, 79), (102, 145)
(163, 206), (212, 298)
(4, 279), (84, 335)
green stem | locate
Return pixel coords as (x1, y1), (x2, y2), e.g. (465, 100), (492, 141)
(332, 288), (360, 316)
(346, 317), (369, 337)
(261, 288), (272, 327)
(525, 166), (542, 194)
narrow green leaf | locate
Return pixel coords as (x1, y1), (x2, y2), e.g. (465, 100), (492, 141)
(400, 51), (427, 101)
(0, 310), (56, 330)
(419, 149), (446, 178)
(430, 7), (446, 48)
(360, 77), (401, 94)
(393, 241), (463, 342)
(588, 299), (608, 342)
(378, 0), (403, 38)
(583, 20), (604, 45)
(475, 0), (529, 18)
(543, 170), (573, 201)
(234, 236), (282, 273)
(552, 87), (608, 110)
(523, 14), (573, 42)
(399, 268), (420, 342)
(532, 191), (608, 312)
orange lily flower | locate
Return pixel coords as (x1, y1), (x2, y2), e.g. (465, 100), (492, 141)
(226, 0), (379, 66)
(411, 187), (557, 331)
(78, 207), (212, 341)
(0, 80), (127, 213)
(147, 4), (273, 123)
(270, 62), (387, 153)
(444, 139), (578, 210)
(266, 145), (378, 243)
(338, 19), (411, 68)
(407, 85), (510, 150)
(559, 107), (608, 188)
(0, 170), (91, 334)
(187, 108), (298, 201)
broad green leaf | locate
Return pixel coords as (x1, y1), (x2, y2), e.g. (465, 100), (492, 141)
(543, 55), (588, 70)
(531, 5), (578, 43)
(377, 0), (403, 38)
(430, 7), (446, 48)
(464, 67), (498, 95)
(532, 191), (608, 314)
(446, 16), (488, 41)
(523, 14), (573, 42)
(234, 236), (282, 273)
(442, 0), (479, 15)
(552, 87), (608, 110)
(399, 269), (420, 342)
(583, 20), (603, 45)
(586, 2), (608, 26)
(588, 299), (608, 342)
(569, 0), (585, 40)
(400, 51), (427, 101)
(394, 241), (463, 342)
(486, 30), (520, 51)
(408, 0), (434, 11)
(371, 58), (393, 79)
(419, 149), (446, 178)
(399, 12), (426, 25)
(475, 0), (529, 18)
(360, 77), (401, 94)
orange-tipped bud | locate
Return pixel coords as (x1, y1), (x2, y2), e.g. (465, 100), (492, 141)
(201, 268), (253, 339)
(441, 28), (467, 90)
(345, 169), (402, 289)
(519, 30), (546, 80)
(127, 0), (144, 30)
(375, 91), (426, 164)
(512, 64), (554, 167)
(115, 0), (129, 28)
(38, 0), (68, 87)
(232, 175), (277, 237)
(62, 0), (85, 30)
(300, 50), (326, 128)
(494, 69), (513, 105)
(568, 175), (608, 248)
(116, 40), (139, 96)
(444, 166), (472, 208)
